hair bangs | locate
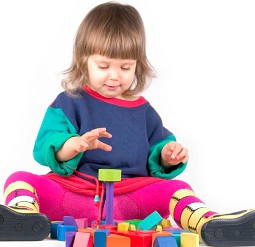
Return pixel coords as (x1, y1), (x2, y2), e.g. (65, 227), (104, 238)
(87, 26), (143, 61)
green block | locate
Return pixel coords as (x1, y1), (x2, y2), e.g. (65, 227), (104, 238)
(124, 219), (142, 229)
(98, 169), (122, 182)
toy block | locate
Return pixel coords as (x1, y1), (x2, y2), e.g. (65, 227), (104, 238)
(124, 219), (142, 229)
(65, 232), (76, 247)
(153, 236), (178, 247)
(98, 169), (122, 225)
(98, 224), (118, 230)
(75, 218), (88, 229)
(117, 222), (129, 232)
(57, 224), (77, 241)
(152, 231), (171, 244)
(64, 216), (77, 227)
(106, 233), (131, 247)
(94, 229), (110, 247)
(98, 169), (122, 182)
(180, 232), (199, 247)
(161, 218), (171, 228)
(73, 232), (93, 247)
(50, 221), (63, 239)
(129, 224), (136, 231)
(137, 211), (163, 230)
(172, 233), (181, 247)
(110, 230), (153, 247)
(155, 225), (162, 232)
(164, 227), (189, 234)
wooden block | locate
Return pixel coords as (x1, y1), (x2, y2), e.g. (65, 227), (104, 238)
(180, 232), (199, 247)
(161, 219), (171, 228)
(50, 221), (62, 239)
(64, 216), (77, 227)
(124, 219), (142, 229)
(106, 234), (130, 247)
(152, 231), (171, 244)
(98, 169), (121, 182)
(75, 218), (88, 229)
(117, 222), (130, 232)
(94, 229), (110, 247)
(153, 236), (178, 247)
(110, 230), (153, 247)
(155, 225), (162, 232)
(73, 232), (93, 247)
(57, 224), (77, 241)
(129, 224), (136, 231)
(65, 232), (76, 247)
(138, 211), (163, 230)
(164, 227), (189, 234)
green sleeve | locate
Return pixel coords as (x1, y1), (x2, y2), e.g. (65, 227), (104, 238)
(33, 107), (83, 176)
(148, 135), (187, 179)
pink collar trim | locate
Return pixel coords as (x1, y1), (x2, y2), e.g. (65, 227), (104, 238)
(82, 85), (147, 107)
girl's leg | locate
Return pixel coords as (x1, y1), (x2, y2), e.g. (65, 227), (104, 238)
(4, 171), (99, 223)
(114, 178), (255, 246)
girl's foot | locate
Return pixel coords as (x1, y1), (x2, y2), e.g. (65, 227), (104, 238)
(201, 209), (255, 246)
(0, 204), (51, 241)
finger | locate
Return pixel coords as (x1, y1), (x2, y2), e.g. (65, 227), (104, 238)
(176, 148), (189, 162)
(97, 141), (112, 151)
(170, 144), (183, 159)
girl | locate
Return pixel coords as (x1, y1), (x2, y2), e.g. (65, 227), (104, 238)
(1, 2), (255, 246)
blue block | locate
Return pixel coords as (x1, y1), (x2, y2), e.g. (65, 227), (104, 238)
(50, 221), (63, 239)
(153, 236), (178, 247)
(57, 224), (77, 241)
(94, 229), (110, 247)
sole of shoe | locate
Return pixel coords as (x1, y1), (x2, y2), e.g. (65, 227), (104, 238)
(0, 204), (51, 241)
(201, 210), (255, 246)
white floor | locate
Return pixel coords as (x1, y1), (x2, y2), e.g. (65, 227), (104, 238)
(1, 236), (255, 247)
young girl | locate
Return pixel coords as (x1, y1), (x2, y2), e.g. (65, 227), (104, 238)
(1, 2), (255, 246)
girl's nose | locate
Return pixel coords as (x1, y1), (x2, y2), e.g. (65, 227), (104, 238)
(109, 69), (118, 80)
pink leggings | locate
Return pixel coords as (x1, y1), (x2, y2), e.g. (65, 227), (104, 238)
(4, 171), (195, 224)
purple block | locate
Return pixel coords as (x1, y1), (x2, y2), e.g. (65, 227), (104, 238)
(65, 232), (76, 247)
(105, 182), (114, 225)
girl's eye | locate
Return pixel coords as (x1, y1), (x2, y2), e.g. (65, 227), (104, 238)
(121, 67), (130, 71)
(98, 66), (109, 70)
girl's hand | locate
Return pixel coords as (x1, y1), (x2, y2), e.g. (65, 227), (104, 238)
(75, 128), (112, 152)
(55, 127), (112, 162)
(161, 141), (189, 167)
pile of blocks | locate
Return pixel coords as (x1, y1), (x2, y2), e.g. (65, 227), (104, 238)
(50, 210), (199, 247)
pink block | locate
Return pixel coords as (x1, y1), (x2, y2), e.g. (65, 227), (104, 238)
(75, 218), (88, 229)
(73, 232), (93, 247)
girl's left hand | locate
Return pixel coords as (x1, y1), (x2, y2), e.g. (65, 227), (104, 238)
(161, 141), (189, 167)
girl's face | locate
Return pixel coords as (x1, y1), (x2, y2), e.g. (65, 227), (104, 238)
(87, 54), (137, 99)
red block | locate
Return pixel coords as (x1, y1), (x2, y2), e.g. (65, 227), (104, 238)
(110, 230), (153, 247)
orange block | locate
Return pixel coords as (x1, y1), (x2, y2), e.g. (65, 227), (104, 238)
(106, 233), (130, 247)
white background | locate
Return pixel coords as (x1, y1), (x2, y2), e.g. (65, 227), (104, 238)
(0, 0), (255, 216)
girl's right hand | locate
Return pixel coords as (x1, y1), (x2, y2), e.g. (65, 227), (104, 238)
(76, 127), (112, 152)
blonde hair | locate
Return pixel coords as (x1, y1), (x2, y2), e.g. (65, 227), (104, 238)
(61, 1), (156, 96)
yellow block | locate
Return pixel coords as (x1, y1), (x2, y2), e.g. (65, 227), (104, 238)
(161, 218), (171, 228)
(117, 222), (129, 232)
(180, 232), (199, 247)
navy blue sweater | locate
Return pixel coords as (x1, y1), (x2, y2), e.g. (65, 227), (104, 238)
(33, 86), (187, 178)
